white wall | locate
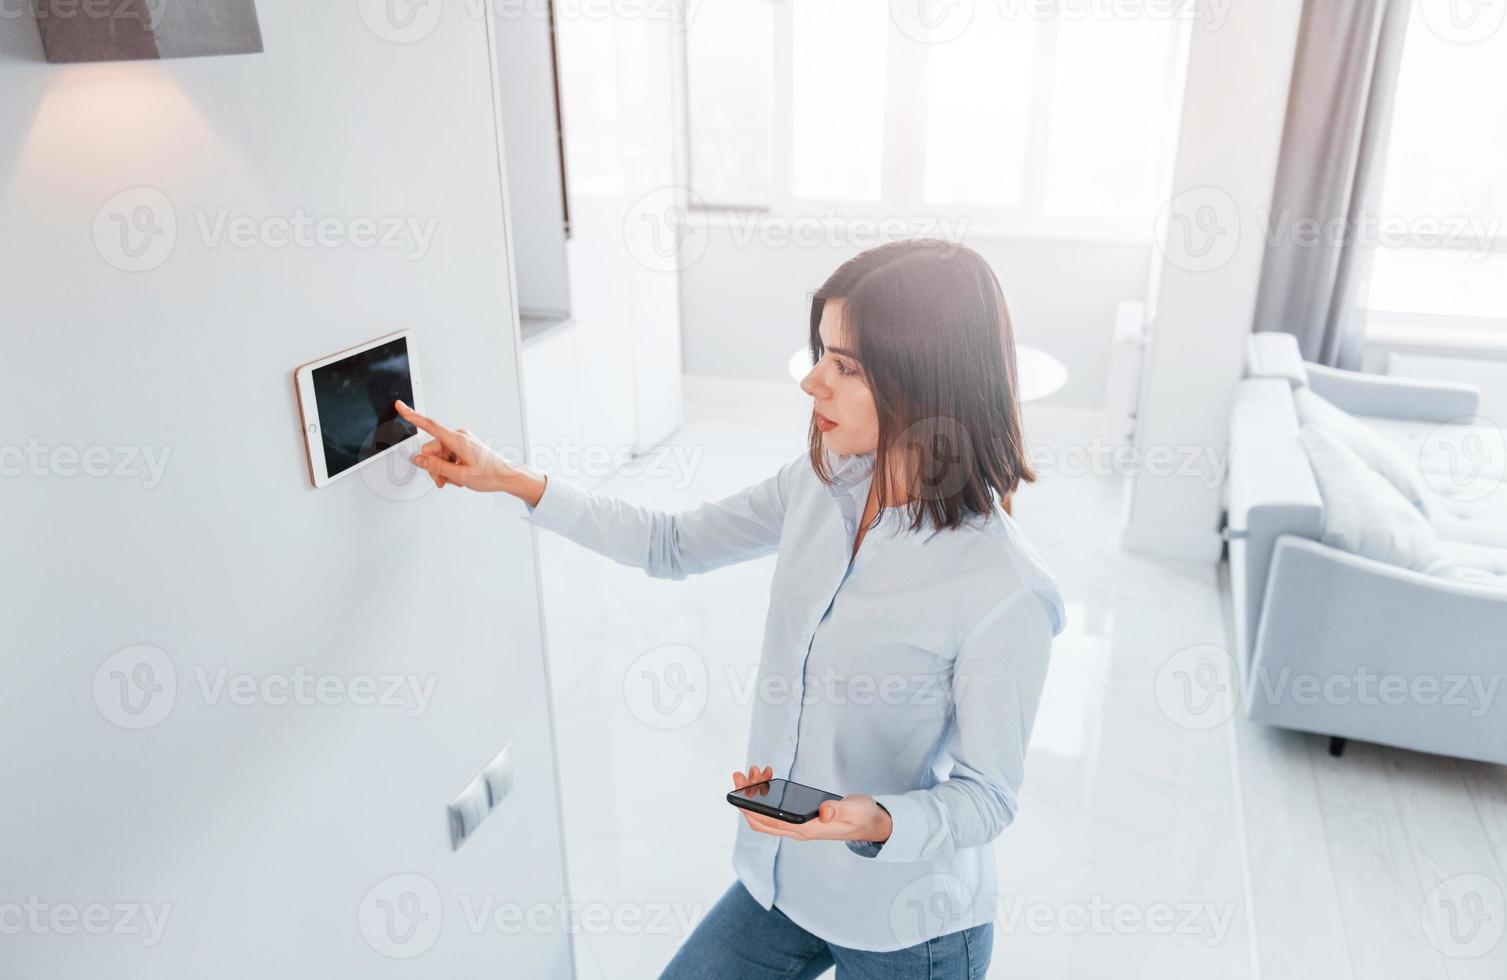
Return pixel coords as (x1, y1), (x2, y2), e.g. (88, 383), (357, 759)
(0, 4), (571, 978)
(1122, 0), (1305, 560)
(677, 222), (1152, 411)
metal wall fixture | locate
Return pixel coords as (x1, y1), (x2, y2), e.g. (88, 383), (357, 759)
(33, 0), (263, 64)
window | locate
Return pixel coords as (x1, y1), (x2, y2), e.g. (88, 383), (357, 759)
(788, 1), (889, 201)
(1042, 14), (1177, 221)
(921, 12), (1036, 209)
(683, 1), (1191, 237)
(1364, 2), (1507, 330)
(684, 0), (770, 207)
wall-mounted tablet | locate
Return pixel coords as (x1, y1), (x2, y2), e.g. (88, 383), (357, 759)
(293, 331), (423, 488)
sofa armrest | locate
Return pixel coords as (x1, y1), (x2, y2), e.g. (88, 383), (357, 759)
(1226, 380), (1324, 667)
(1306, 363), (1480, 422)
(1248, 534), (1507, 764)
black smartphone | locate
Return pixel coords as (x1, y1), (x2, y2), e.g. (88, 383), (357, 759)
(726, 778), (843, 824)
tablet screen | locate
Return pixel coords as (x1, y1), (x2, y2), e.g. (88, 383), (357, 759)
(311, 336), (417, 479)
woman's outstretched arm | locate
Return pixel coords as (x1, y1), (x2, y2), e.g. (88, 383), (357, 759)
(396, 400), (794, 579)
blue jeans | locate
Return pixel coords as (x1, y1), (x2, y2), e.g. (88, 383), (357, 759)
(660, 881), (993, 979)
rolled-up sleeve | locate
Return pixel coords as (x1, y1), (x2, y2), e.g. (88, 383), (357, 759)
(856, 588), (1055, 863)
(522, 459), (797, 580)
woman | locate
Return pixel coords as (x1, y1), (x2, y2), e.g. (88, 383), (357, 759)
(396, 239), (1064, 979)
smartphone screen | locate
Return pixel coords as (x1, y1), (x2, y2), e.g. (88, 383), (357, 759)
(311, 336), (417, 478)
(728, 778), (841, 821)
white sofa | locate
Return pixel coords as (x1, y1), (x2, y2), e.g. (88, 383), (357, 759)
(1225, 332), (1507, 763)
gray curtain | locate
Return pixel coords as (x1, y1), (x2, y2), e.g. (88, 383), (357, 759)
(1251, 0), (1412, 369)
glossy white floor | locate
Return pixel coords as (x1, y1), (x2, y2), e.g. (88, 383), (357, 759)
(532, 377), (1507, 980)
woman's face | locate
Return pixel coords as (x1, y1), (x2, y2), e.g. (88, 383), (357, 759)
(800, 300), (880, 457)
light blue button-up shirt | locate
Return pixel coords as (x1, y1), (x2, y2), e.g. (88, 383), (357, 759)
(525, 450), (1065, 952)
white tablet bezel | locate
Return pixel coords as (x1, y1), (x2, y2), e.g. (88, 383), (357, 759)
(293, 330), (424, 489)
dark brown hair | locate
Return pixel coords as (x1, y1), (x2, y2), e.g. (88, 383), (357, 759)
(808, 239), (1035, 531)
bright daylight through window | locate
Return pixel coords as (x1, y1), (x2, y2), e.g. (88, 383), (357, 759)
(684, 0), (1193, 238)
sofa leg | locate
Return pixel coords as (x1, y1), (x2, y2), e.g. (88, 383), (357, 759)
(1327, 736), (1347, 758)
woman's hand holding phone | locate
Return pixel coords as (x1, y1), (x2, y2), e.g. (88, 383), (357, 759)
(394, 400), (546, 506)
(731, 766), (893, 845)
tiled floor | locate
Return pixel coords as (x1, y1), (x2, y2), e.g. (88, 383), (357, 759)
(533, 377), (1507, 979)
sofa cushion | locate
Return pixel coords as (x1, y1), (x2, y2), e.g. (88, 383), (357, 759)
(1357, 415), (1507, 485)
(1418, 483), (1507, 548)
(1299, 422), (1447, 573)
(1294, 388), (1428, 507)
(1435, 540), (1507, 588)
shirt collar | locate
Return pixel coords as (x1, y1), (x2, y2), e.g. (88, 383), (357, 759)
(822, 450), (876, 499)
(821, 450), (1002, 542)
